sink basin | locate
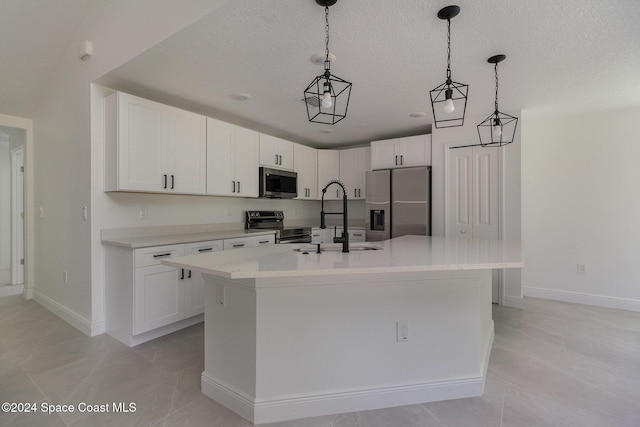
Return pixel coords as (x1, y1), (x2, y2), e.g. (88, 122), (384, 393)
(293, 243), (383, 252)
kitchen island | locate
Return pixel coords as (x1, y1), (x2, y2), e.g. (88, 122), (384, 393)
(162, 235), (523, 424)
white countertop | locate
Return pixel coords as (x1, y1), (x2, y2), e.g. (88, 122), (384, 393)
(162, 235), (524, 279)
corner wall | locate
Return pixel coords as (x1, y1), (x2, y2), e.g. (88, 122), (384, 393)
(522, 107), (640, 311)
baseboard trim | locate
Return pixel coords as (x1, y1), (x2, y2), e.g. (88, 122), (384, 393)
(523, 286), (640, 313)
(32, 290), (104, 336)
(0, 284), (24, 298)
(202, 370), (486, 425)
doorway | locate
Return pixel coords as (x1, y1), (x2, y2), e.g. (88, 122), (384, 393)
(0, 125), (26, 296)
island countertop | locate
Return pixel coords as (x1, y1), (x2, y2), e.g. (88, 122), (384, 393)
(161, 235), (523, 279)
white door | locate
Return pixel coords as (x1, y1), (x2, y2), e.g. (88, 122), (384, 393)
(206, 118), (235, 196)
(318, 150), (341, 200)
(11, 147), (24, 285)
(446, 145), (500, 302)
(234, 127), (259, 197)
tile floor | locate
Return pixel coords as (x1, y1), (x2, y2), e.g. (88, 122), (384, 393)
(0, 295), (639, 427)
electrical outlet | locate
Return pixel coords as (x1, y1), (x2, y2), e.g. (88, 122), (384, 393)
(216, 284), (225, 306)
(396, 320), (409, 342)
(63, 271), (68, 284)
(139, 207), (148, 219)
(227, 207), (232, 216)
(39, 207), (45, 217)
(82, 206), (88, 220)
(577, 263), (587, 274)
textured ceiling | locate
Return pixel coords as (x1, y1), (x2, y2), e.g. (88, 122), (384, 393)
(2, 0), (638, 148)
(0, 0), (94, 118)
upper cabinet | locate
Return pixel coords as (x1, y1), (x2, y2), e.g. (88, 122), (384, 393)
(294, 143), (318, 200)
(317, 149), (341, 200)
(206, 118), (259, 197)
(105, 92), (207, 194)
(339, 146), (371, 200)
(259, 134), (294, 171)
(370, 134), (431, 170)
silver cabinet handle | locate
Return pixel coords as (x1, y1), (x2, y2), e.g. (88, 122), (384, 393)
(259, 240), (270, 244)
(237, 181), (241, 193)
(233, 243), (245, 248)
(163, 174), (168, 189)
(171, 175), (175, 189)
(275, 154), (279, 165)
(400, 155), (404, 165)
(198, 248), (213, 252)
(395, 155), (398, 165)
(180, 269), (185, 280)
(232, 181), (236, 193)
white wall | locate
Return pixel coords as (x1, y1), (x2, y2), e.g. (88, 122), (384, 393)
(432, 113), (522, 307)
(522, 107), (640, 312)
(30, 1), (233, 335)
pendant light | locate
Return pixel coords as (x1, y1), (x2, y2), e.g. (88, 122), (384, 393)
(303, 0), (352, 125)
(477, 55), (518, 147)
(430, 5), (468, 129)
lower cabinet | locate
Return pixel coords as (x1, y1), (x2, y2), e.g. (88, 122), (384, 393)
(311, 227), (366, 244)
(105, 235), (273, 347)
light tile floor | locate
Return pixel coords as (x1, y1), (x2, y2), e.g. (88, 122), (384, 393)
(1, 295), (638, 426)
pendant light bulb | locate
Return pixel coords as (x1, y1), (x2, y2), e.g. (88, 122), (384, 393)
(443, 98), (455, 114)
(321, 82), (333, 109)
(492, 118), (502, 139)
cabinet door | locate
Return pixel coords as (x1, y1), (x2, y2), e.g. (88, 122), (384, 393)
(340, 146), (369, 200)
(234, 127), (259, 197)
(294, 144), (318, 199)
(399, 135), (430, 168)
(116, 92), (168, 192)
(206, 118), (235, 196)
(318, 150), (341, 200)
(370, 140), (398, 170)
(134, 265), (184, 334)
(260, 134), (293, 170)
(168, 109), (207, 194)
(183, 240), (223, 318)
(311, 228), (323, 244)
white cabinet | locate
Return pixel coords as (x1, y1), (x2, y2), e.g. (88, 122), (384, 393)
(333, 227), (366, 243)
(294, 143), (318, 199)
(183, 240), (223, 317)
(105, 91), (207, 194)
(223, 234), (275, 250)
(370, 134), (431, 170)
(339, 146), (370, 200)
(311, 228), (324, 244)
(317, 150), (342, 200)
(207, 118), (259, 197)
(260, 134), (294, 170)
(132, 245), (186, 335)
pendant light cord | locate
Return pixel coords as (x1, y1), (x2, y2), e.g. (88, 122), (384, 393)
(324, 5), (331, 72)
(494, 62), (499, 113)
(446, 18), (452, 82)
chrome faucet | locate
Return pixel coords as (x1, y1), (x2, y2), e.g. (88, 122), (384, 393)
(320, 180), (349, 253)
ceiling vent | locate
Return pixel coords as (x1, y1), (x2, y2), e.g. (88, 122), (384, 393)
(300, 96), (321, 108)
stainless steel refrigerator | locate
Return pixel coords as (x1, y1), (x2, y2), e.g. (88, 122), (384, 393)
(365, 167), (431, 241)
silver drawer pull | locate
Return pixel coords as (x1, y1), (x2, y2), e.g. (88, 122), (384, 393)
(233, 243), (245, 248)
(259, 240), (270, 244)
(152, 253), (172, 258)
(198, 248), (213, 252)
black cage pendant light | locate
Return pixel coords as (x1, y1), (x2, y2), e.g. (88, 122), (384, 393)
(477, 55), (518, 147)
(430, 5), (468, 129)
(304, 0), (352, 125)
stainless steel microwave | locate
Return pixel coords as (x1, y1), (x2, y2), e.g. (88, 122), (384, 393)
(259, 167), (298, 198)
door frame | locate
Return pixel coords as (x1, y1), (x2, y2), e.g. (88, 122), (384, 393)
(11, 146), (24, 285)
(0, 114), (34, 298)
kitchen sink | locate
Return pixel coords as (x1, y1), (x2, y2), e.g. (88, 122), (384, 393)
(293, 243), (383, 252)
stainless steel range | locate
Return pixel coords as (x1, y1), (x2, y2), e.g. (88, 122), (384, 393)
(245, 210), (312, 244)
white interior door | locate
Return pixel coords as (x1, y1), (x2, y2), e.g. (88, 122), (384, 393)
(446, 145), (500, 302)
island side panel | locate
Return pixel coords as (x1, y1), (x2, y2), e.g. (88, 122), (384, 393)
(252, 270), (493, 423)
(201, 275), (257, 421)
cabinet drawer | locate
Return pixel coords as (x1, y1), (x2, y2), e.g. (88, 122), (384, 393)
(183, 240), (223, 255)
(223, 237), (251, 250)
(134, 244), (185, 267)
